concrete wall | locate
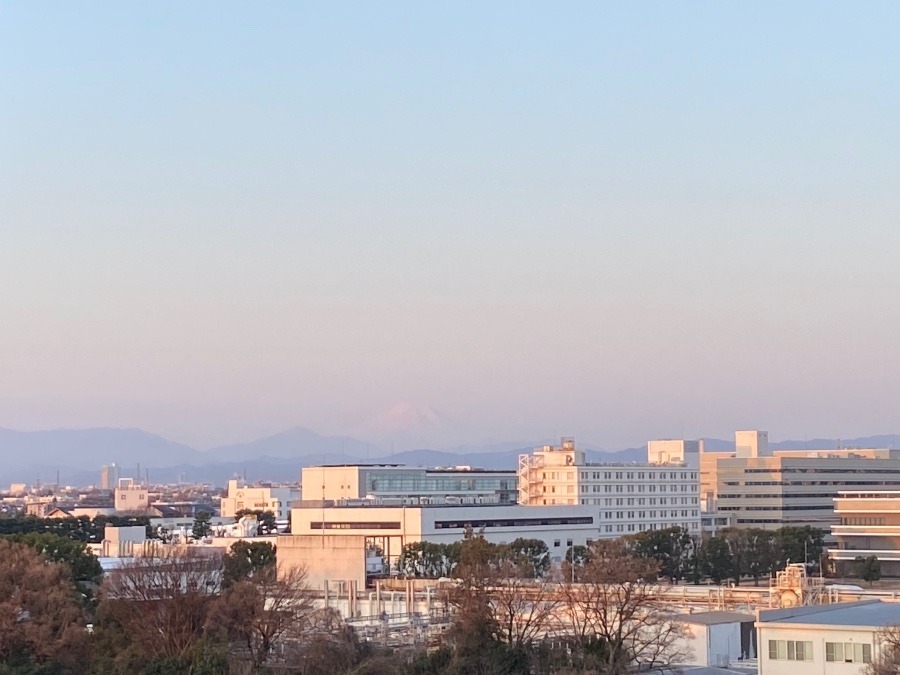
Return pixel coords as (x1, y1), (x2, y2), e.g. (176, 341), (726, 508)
(277, 534), (369, 590)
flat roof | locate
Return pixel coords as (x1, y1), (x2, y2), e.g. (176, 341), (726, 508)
(760, 600), (900, 627)
(676, 611), (754, 626)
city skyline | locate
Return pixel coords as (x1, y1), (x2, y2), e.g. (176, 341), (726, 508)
(3, 3), (900, 450)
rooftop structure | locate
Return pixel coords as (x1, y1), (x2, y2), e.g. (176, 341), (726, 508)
(219, 479), (299, 525)
(300, 464), (516, 505)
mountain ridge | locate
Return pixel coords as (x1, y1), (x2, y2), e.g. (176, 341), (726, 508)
(1, 425), (898, 486)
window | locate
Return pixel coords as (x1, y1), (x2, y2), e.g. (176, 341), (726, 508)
(826, 642), (872, 663)
(553, 539), (561, 547)
(769, 640), (812, 661)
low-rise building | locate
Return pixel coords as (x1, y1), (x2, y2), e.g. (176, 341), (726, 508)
(289, 502), (601, 568)
(756, 600), (899, 675)
(219, 479), (299, 525)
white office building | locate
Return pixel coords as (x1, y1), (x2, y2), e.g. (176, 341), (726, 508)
(517, 437), (700, 535)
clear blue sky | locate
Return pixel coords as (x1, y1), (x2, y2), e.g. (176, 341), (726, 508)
(2, 3), (899, 450)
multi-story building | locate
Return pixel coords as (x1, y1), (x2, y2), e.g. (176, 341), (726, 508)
(300, 464), (517, 505)
(698, 430), (900, 535)
(100, 463), (119, 491)
(715, 452), (900, 535)
(219, 479), (299, 525)
(517, 438), (700, 534)
(114, 478), (150, 512)
(647, 439), (702, 467)
(829, 490), (900, 575)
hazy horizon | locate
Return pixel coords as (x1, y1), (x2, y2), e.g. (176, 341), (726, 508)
(3, 3), (900, 451)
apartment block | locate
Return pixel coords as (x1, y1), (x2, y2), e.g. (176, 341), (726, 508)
(219, 479), (299, 524)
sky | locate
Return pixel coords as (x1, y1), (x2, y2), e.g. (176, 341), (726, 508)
(2, 3), (900, 451)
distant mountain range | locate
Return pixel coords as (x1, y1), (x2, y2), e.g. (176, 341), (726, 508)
(0, 425), (896, 487)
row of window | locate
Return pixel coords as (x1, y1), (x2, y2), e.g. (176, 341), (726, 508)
(718, 505), (834, 511)
(840, 517), (887, 526)
(580, 471), (697, 481)
(582, 484), (696, 493)
(588, 497), (699, 506)
(767, 640), (873, 664)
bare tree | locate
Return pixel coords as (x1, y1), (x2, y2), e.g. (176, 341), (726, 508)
(208, 563), (316, 671)
(868, 624), (900, 675)
(489, 561), (564, 650)
(0, 539), (89, 672)
(561, 539), (691, 674)
(99, 547), (222, 660)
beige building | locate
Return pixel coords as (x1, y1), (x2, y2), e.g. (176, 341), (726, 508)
(647, 439), (702, 467)
(114, 478), (150, 512)
(219, 479), (299, 524)
(829, 490), (900, 575)
(698, 430), (900, 534)
(716, 452), (900, 533)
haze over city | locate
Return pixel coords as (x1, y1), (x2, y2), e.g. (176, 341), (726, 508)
(3, 3), (900, 452)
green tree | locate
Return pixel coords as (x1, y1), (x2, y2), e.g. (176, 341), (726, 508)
(629, 526), (694, 582)
(399, 541), (460, 578)
(856, 555), (882, 586)
(745, 528), (777, 585)
(192, 511), (212, 540)
(776, 526), (824, 569)
(720, 527), (750, 585)
(700, 536), (734, 584)
(499, 537), (551, 578)
(222, 540), (276, 587)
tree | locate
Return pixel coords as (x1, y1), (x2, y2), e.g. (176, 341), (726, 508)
(0, 539), (90, 673)
(776, 526), (824, 570)
(399, 541), (460, 578)
(746, 528), (778, 585)
(5, 531), (102, 585)
(443, 534), (533, 673)
(499, 538), (551, 578)
(221, 540), (276, 587)
(629, 526), (694, 582)
(868, 624), (900, 675)
(856, 555), (882, 586)
(700, 536), (734, 584)
(560, 538), (690, 674)
(192, 511), (213, 540)
(208, 564), (315, 671)
(96, 548), (223, 664)
(719, 527), (750, 585)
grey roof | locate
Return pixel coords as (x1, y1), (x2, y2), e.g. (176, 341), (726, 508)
(760, 600), (900, 628)
(677, 611), (755, 626)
